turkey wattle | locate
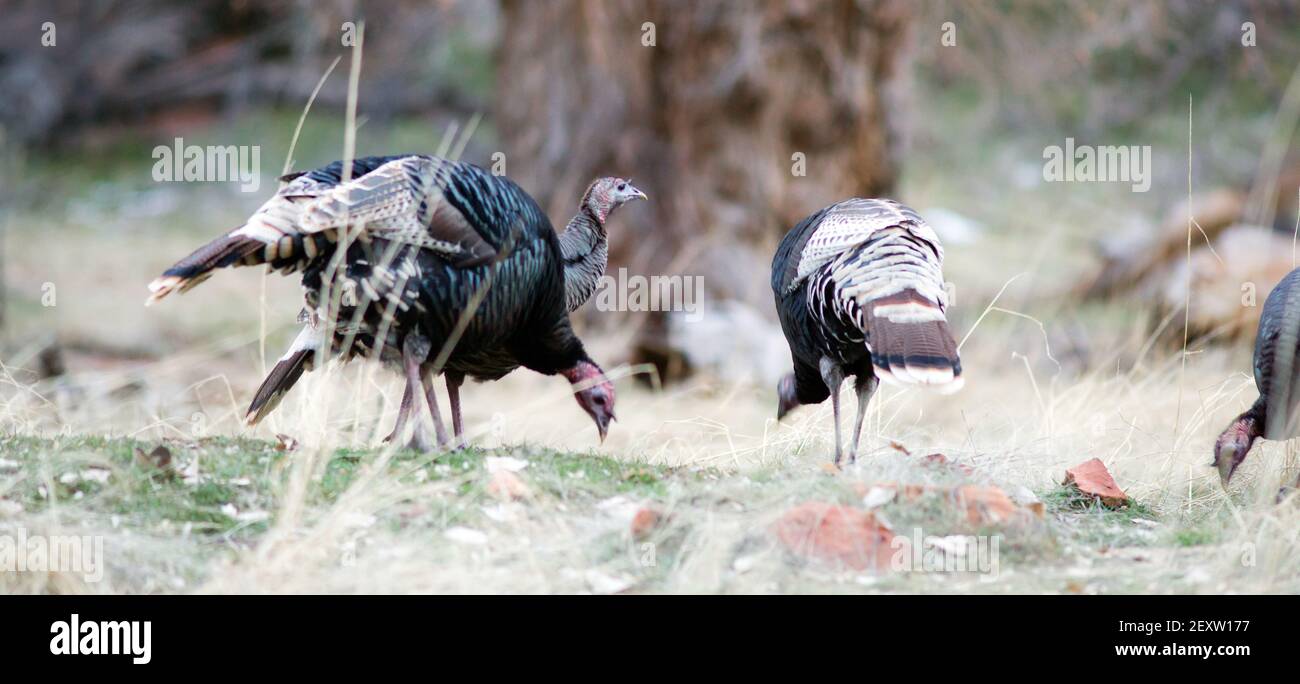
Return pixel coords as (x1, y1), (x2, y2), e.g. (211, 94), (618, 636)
(1213, 267), (1300, 487)
(148, 154), (644, 450)
(771, 199), (964, 466)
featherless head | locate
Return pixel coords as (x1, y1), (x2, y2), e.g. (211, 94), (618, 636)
(582, 177), (647, 223)
(1213, 414), (1259, 488)
(563, 360), (617, 443)
(776, 373), (799, 421)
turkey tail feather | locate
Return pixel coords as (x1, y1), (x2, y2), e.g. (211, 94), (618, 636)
(245, 350), (312, 426)
(866, 290), (962, 393)
(245, 326), (323, 426)
(146, 231), (263, 304)
(147, 228), (332, 305)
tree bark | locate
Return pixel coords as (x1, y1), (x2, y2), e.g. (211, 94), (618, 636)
(496, 0), (913, 381)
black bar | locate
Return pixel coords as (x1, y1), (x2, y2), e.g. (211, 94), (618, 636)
(0, 595), (1287, 669)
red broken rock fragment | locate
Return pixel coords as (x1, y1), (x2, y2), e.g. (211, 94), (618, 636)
(952, 485), (1021, 525)
(1063, 458), (1129, 508)
(773, 502), (903, 571)
(486, 470), (531, 501)
(630, 506), (664, 540)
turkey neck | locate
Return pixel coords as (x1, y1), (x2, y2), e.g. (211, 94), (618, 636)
(559, 208), (608, 313)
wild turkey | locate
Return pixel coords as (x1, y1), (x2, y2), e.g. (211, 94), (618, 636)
(1213, 267), (1300, 487)
(363, 170), (644, 448)
(560, 177), (646, 312)
(771, 199), (964, 465)
(148, 154), (645, 450)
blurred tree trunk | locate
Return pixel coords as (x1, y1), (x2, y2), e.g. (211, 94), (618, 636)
(496, 0), (913, 382)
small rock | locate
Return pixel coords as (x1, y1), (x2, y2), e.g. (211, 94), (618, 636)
(732, 554), (759, 574)
(485, 456), (530, 473)
(861, 486), (896, 509)
(80, 468), (111, 484)
(630, 506), (664, 540)
(340, 512), (377, 528)
(773, 502), (901, 572)
(180, 459), (200, 486)
(954, 485), (1021, 525)
(444, 527), (488, 546)
(486, 470), (531, 501)
(1009, 485), (1040, 506)
(595, 496), (637, 519)
(1064, 458), (1129, 507)
(1009, 485), (1046, 518)
(481, 503), (520, 523)
(584, 569), (633, 594)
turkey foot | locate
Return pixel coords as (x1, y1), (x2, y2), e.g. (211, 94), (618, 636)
(405, 423), (434, 453)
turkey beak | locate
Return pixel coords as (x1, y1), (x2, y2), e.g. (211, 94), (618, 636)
(596, 410), (615, 444)
(1215, 445), (1238, 488)
(628, 183), (647, 202)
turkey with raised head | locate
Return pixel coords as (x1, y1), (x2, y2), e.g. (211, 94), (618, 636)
(1213, 267), (1300, 488)
(559, 177), (647, 313)
(771, 199), (964, 466)
(148, 154), (645, 450)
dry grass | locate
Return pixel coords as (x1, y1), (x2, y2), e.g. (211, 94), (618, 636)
(4, 289), (1300, 594)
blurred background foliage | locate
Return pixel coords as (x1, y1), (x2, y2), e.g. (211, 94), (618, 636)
(0, 0), (1298, 386)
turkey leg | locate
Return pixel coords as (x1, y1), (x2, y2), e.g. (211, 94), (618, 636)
(383, 381), (414, 444)
(446, 371), (468, 449)
(847, 375), (879, 464)
(819, 357), (846, 466)
(400, 334), (438, 452)
(420, 369), (451, 451)
(384, 379), (432, 451)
